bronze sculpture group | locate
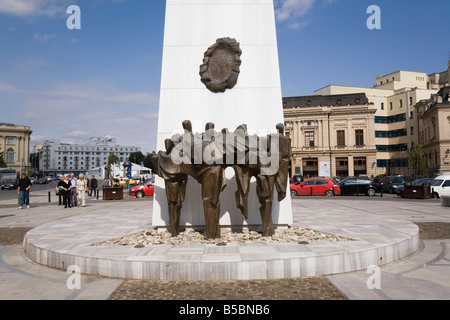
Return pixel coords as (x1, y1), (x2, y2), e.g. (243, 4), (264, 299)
(151, 120), (292, 240)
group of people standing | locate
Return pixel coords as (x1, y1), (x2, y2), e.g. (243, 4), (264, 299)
(57, 173), (98, 208)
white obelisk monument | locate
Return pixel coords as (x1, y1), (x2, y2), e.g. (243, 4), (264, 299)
(153, 0), (293, 228)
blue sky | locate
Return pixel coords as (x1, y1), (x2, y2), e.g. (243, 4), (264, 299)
(0, 0), (449, 154)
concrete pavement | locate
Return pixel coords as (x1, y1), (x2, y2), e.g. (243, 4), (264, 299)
(0, 192), (449, 300)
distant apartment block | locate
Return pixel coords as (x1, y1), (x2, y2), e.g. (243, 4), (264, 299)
(39, 137), (140, 176)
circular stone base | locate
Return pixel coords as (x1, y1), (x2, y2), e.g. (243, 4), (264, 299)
(23, 206), (419, 280)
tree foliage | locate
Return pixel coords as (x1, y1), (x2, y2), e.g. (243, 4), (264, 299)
(0, 152), (6, 168)
(409, 145), (431, 178)
(106, 153), (120, 179)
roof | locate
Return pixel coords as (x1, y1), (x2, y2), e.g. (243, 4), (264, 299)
(283, 93), (370, 109)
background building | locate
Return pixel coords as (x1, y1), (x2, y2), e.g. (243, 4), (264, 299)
(283, 93), (378, 178)
(415, 87), (450, 175)
(38, 136), (140, 177)
(0, 123), (32, 174)
(315, 70), (439, 175)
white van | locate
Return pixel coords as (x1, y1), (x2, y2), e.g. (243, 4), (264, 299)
(430, 175), (450, 199)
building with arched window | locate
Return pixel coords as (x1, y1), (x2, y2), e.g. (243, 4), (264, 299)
(283, 93), (378, 178)
(0, 123), (32, 174)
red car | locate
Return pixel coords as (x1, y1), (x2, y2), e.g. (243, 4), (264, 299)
(290, 178), (340, 197)
(129, 180), (155, 198)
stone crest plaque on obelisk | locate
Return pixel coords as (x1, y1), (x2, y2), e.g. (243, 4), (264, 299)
(153, 0), (293, 230)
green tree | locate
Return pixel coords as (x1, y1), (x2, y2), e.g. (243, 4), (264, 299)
(143, 152), (155, 171)
(129, 151), (145, 165)
(0, 152), (6, 168)
(409, 145), (431, 178)
(106, 153), (120, 179)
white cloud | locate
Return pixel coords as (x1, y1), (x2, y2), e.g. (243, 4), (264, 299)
(275, 0), (316, 22)
(33, 31), (57, 43)
(0, 80), (160, 152)
(0, 0), (68, 18)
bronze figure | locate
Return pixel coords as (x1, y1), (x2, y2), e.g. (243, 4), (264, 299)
(153, 121), (292, 239)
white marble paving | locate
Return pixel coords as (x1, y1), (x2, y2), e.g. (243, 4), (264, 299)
(23, 201), (420, 280)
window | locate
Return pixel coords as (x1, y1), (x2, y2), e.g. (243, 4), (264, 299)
(305, 131), (315, 148)
(355, 130), (364, 146)
(381, 103), (384, 110)
(390, 102), (393, 110)
(443, 180), (450, 187)
(400, 99), (403, 108)
(410, 97), (413, 106)
(6, 149), (14, 163)
(303, 180), (315, 186)
(337, 130), (345, 146)
(7, 138), (14, 145)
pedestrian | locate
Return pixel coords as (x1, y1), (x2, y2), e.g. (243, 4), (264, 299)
(59, 174), (72, 208)
(69, 173), (78, 207)
(90, 175), (98, 197)
(57, 176), (64, 205)
(107, 177), (113, 187)
(77, 173), (87, 207)
(18, 172), (32, 209)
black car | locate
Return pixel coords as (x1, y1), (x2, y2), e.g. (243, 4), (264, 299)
(371, 176), (385, 192)
(1, 180), (19, 190)
(381, 176), (411, 194)
(36, 178), (49, 185)
(338, 178), (377, 197)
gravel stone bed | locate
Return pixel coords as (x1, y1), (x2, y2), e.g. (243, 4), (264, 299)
(92, 225), (354, 247)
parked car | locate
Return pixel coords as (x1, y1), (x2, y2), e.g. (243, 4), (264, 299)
(430, 175), (450, 199)
(397, 178), (434, 198)
(338, 178), (377, 197)
(118, 177), (138, 187)
(36, 177), (49, 184)
(381, 176), (412, 194)
(371, 175), (385, 192)
(290, 178), (340, 197)
(129, 180), (155, 198)
(1, 179), (19, 190)
(331, 176), (346, 184)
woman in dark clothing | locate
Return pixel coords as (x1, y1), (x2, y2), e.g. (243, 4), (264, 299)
(58, 174), (72, 208)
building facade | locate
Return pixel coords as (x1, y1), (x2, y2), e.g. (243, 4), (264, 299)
(314, 70), (438, 175)
(38, 137), (141, 176)
(428, 61), (450, 90)
(283, 93), (378, 178)
(415, 87), (450, 174)
(0, 123), (32, 174)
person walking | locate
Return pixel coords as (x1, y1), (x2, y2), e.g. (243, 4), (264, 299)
(77, 173), (87, 207)
(69, 173), (77, 207)
(90, 175), (98, 197)
(18, 172), (32, 209)
(59, 174), (72, 208)
(57, 176), (64, 205)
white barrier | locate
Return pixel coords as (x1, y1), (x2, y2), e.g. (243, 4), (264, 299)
(441, 196), (450, 207)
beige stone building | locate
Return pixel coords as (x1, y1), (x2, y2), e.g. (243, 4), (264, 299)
(0, 123), (32, 174)
(315, 70), (438, 175)
(415, 87), (450, 174)
(428, 61), (450, 90)
(283, 93), (378, 178)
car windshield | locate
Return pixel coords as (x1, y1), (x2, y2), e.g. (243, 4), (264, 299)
(392, 177), (403, 183)
(430, 179), (443, 186)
